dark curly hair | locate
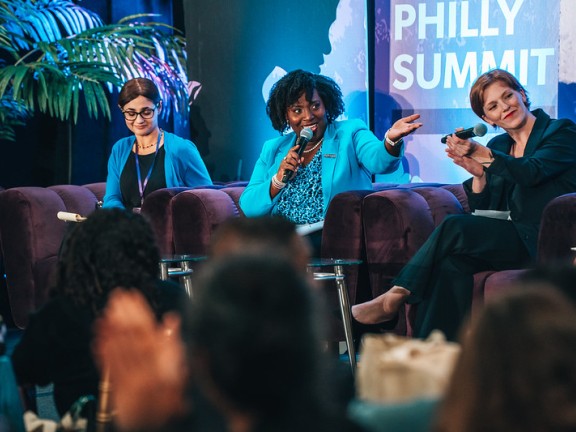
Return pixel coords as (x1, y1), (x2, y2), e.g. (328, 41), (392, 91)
(55, 208), (159, 313)
(266, 69), (345, 133)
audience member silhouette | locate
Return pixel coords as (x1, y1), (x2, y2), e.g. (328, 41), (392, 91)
(434, 286), (576, 432)
(208, 215), (311, 272)
(95, 255), (364, 432)
(11, 209), (187, 416)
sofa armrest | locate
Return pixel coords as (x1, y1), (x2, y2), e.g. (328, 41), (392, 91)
(411, 186), (467, 226)
(0, 188), (67, 328)
(440, 184), (469, 213)
(220, 187), (247, 217)
(537, 192), (576, 264)
(141, 187), (192, 256)
(171, 189), (240, 256)
(49, 184), (102, 216)
(362, 188), (436, 298)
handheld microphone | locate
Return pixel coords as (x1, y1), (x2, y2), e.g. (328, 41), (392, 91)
(281, 127), (313, 183)
(441, 123), (488, 143)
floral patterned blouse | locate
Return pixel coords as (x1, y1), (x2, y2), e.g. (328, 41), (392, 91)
(276, 149), (324, 224)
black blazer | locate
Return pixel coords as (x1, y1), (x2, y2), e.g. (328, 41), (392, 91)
(464, 109), (576, 257)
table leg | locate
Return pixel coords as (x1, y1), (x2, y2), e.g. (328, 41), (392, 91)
(334, 265), (357, 372)
(181, 261), (193, 297)
(159, 262), (169, 280)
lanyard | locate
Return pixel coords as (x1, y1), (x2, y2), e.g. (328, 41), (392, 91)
(135, 130), (163, 206)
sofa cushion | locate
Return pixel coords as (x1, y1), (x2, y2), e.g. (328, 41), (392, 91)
(0, 184), (104, 328)
(172, 189), (240, 256)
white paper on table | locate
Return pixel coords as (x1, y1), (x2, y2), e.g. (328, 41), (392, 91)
(471, 210), (511, 220)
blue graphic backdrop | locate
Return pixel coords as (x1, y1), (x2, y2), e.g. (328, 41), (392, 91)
(374, 0), (560, 183)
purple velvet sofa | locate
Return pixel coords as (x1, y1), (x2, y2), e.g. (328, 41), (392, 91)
(3, 179), (575, 337)
(0, 183), (105, 328)
(360, 185), (576, 335)
(140, 184), (247, 256)
(473, 192), (576, 314)
(0, 181), (250, 328)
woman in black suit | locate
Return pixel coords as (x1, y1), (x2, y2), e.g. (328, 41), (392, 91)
(353, 69), (576, 340)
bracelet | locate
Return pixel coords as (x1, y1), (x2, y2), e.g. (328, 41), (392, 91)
(385, 129), (403, 147)
(271, 174), (286, 190)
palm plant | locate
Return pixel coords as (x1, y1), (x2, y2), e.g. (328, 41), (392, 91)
(0, 0), (191, 141)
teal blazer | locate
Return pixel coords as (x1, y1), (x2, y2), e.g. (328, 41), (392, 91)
(240, 119), (403, 217)
(103, 132), (212, 209)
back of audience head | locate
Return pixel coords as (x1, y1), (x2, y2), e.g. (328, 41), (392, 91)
(185, 254), (332, 431)
(56, 208), (159, 313)
(209, 216), (311, 272)
(435, 286), (576, 432)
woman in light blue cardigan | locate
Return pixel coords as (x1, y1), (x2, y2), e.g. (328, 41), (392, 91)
(240, 70), (421, 252)
(103, 78), (211, 210)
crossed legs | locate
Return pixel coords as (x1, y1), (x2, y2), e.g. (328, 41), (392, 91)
(351, 214), (532, 337)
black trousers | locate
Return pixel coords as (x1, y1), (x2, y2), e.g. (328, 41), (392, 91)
(393, 214), (532, 340)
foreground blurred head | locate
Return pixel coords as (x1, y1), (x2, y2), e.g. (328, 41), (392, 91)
(209, 216), (311, 272)
(185, 254), (324, 427)
(435, 286), (576, 432)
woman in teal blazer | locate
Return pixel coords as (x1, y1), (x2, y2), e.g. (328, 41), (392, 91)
(240, 70), (421, 231)
(103, 78), (212, 211)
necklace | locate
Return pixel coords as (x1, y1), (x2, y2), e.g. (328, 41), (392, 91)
(137, 130), (163, 150)
(303, 137), (324, 154)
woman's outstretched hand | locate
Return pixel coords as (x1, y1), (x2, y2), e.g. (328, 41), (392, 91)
(386, 113), (423, 142)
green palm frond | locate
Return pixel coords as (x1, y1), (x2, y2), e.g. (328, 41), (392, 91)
(0, 62), (119, 123)
(1, 0), (102, 50)
(0, 0), (191, 140)
(0, 95), (29, 141)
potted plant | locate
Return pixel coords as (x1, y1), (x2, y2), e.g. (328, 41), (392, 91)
(0, 0), (192, 140)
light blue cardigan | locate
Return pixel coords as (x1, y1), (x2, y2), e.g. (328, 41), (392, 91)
(240, 119), (402, 217)
(103, 132), (212, 208)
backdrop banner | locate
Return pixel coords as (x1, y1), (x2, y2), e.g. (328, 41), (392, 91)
(374, 0), (560, 184)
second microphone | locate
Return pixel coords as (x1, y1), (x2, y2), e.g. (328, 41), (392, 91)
(281, 127), (314, 183)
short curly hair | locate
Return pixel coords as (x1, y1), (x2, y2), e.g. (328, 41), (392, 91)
(55, 208), (159, 313)
(266, 69), (345, 133)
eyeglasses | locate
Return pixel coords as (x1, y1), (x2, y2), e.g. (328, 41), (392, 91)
(121, 105), (158, 121)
